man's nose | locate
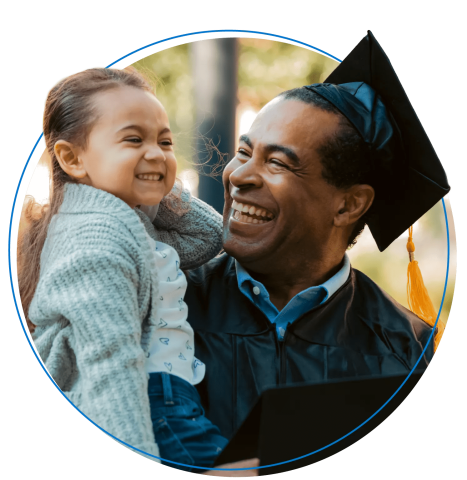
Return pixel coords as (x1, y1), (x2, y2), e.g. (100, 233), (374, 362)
(228, 157), (263, 190)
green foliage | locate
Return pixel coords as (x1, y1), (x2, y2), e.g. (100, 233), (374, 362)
(237, 38), (337, 110)
(132, 39), (338, 171)
(133, 44), (195, 172)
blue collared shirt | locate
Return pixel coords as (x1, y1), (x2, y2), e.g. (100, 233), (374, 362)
(235, 254), (351, 340)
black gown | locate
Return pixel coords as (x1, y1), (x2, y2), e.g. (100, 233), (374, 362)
(184, 254), (434, 441)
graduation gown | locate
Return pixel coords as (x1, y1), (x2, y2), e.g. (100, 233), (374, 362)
(185, 254), (434, 440)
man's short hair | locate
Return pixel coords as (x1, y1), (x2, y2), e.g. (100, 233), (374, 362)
(279, 87), (373, 247)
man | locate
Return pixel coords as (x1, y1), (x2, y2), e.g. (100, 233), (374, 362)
(184, 32), (450, 442)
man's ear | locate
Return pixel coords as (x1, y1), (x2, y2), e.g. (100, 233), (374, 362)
(333, 184), (375, 228)
(54, 140), (88, 180)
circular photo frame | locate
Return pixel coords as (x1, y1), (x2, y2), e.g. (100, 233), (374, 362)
(8, 29), (457, 476)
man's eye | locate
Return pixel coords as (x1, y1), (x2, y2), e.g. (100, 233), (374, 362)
(236, 148), (250, 156)
(269, 159), (288, 169)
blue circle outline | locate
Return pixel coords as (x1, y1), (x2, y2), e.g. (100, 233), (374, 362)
(8, 30), (451, 472)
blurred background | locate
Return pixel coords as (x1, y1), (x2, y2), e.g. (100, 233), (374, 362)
(23, 37), (455, 327)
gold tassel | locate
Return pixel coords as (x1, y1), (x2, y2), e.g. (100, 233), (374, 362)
(406, 226), (445, 351)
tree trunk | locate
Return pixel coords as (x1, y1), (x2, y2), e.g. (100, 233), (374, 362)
(190, 38), (238, 214)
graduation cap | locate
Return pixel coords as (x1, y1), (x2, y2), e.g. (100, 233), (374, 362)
(304, 31), (449, 348)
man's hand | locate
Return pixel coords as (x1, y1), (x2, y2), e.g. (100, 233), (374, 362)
(203, 458), (260, 477)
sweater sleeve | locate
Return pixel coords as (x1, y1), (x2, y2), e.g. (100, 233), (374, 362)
(152, 188), (223, 270)
(29, 246), (160, 458)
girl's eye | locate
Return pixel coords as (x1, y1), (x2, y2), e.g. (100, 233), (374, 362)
(160, 140), (173, 146)
(125, 137), (142, 144)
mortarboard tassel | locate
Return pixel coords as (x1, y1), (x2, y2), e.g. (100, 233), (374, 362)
(406, 226), (445, 351)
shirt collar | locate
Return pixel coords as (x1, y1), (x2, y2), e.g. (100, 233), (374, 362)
(235, 253), (350, 303)
(320, 253), (351, 301)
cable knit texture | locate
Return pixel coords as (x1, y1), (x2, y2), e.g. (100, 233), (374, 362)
(29, 183), (222, 458)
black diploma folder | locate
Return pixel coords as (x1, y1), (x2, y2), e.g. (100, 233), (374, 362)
(214, 372), (424, 474)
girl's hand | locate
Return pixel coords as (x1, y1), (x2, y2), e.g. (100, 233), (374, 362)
(202, 458), (259, 477)
(150, 188), (223, 270)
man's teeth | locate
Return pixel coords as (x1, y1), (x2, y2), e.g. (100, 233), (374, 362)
(233, 210), (266, 223)
(231, 200), (274, 223)
(136, 174), (162, 181)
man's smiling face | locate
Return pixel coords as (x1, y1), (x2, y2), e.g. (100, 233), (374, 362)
(222, 98), (345, 271)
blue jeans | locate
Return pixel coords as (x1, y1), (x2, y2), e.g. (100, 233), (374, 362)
(148, 372), (228, 472)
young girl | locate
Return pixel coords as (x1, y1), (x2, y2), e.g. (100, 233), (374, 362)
(18, 68), (228, 471)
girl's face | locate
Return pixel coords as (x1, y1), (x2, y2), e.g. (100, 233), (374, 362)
(76, 86), (177, 208)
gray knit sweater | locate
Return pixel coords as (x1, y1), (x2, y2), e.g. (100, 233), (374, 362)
(30, 183), (223, 458)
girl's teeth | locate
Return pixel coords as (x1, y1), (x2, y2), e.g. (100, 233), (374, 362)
(249, 206), (256, 215)
(138, 174), (161, 180)
(242, 204), (250, 213)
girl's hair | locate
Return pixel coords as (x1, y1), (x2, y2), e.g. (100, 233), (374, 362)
(18, 68), (153, 333)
